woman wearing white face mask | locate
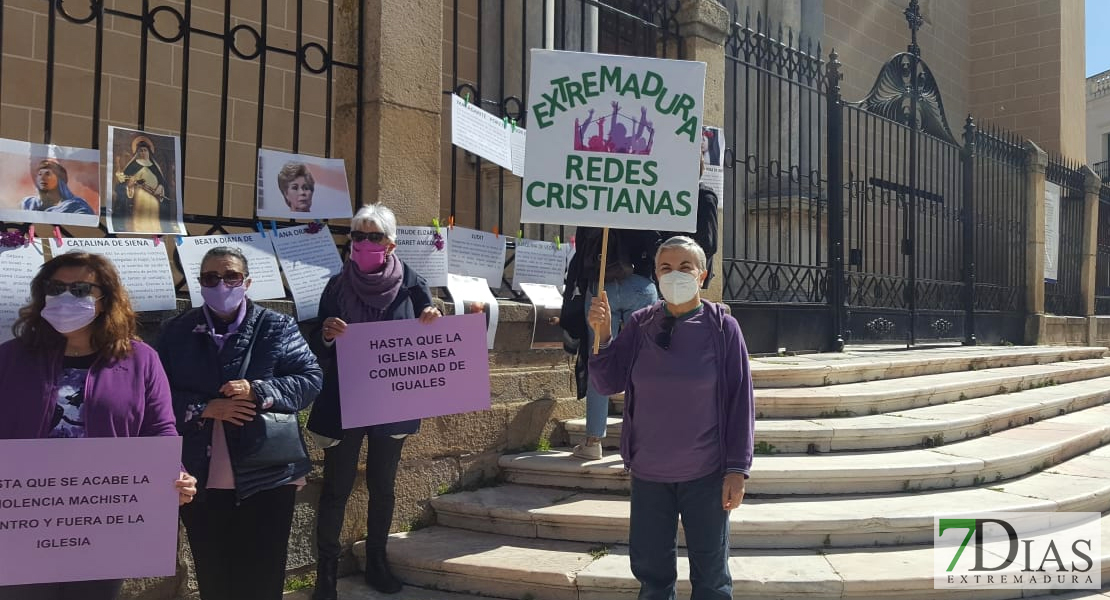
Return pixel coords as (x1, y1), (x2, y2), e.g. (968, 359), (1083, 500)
(0, 252), (196, 600)
(587, 236), (755, 600)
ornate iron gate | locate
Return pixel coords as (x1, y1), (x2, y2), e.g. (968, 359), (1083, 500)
(837, 44), (968, 345)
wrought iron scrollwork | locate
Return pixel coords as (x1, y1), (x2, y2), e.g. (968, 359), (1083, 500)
(930, 319), (953, 335)
(856, 53), (958, 145)
(865, 318), (896, 336)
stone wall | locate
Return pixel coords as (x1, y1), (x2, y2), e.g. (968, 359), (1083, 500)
(122, 297), (577, 599)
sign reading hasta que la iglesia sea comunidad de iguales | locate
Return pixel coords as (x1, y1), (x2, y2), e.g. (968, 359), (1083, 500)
(522, 50), (706, 232)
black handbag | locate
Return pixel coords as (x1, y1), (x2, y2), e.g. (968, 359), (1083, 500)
(233, 327), (310, 469)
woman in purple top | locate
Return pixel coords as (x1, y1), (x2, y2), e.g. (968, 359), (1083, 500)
(588, 236), (755, 600)
(0, 252), (197, 600)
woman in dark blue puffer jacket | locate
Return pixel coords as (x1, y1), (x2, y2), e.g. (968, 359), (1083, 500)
(157, 246), (322, 600)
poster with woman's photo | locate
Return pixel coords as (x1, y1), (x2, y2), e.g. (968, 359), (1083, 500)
(701, 126), (725, 207)
(447, 273), (499, 350)
(0, 139), (100, 227)
(256, 149), (353, 220)
(106, 127), (186, 235)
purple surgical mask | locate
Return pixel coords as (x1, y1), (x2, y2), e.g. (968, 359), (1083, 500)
(201, 282), (247, 315)
(41, 292), (98, 334)
(351, 241), (388, 273)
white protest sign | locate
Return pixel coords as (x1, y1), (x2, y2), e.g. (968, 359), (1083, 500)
(393, 226), (448, 288)
(512, 238), (568, 291)
(175, 233), (285, 307)
(1045, 182), (1060, 283)
(270, 225), (343, 321)
(446, 225), (507, 290)
(510, 127), (527, 177)
(522, 50), (705, 232)
(451, 94), (513, 171)
(519, 282), (565, 350)
(52, 238), (177, 312)
(0, 240), (44, 343)
(447, 273), (499, 350)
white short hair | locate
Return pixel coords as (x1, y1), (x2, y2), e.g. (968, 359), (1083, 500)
(351, 203), (398, 242)
(656, 235), (706, 270)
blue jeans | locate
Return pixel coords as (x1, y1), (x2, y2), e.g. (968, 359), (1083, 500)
(630, 473), (732, 600)
(585, 274), (658, 439)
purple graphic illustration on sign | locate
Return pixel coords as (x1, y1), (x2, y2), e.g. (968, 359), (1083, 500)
(573, 102), (655, 155)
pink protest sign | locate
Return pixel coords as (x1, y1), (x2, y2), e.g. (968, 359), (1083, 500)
(336, 313), (492, 428)
(0, 436), (182, 586)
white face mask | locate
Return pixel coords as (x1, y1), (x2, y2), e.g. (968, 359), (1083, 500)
(658, 270), (701, 305)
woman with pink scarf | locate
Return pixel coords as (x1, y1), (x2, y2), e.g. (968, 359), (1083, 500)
(306, 203), (441, 598)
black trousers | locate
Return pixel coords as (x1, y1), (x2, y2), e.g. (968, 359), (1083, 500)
(179, 485), (297, 600)
(316, 430), (405, 560)
(0, 579), (122, 600)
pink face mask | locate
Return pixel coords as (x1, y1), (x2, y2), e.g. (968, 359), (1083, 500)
(351, 241), (388, 273)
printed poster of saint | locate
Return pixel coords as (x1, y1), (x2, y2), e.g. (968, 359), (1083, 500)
(521, 50), (705, 232)
(701, 126), (725, 207)
(256, 149), (354, 220)
(0, 138), (100, 227)
(106, 127), (186, 236)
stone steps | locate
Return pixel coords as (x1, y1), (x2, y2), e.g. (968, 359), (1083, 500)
(357, 514), (1110, 599)
(748, 346), (1106, 388)
(566, 371), (1110, 452)
(432, 445), (1110, 549)
(753, 358), (1110, 418)
(507, 403), (1110, 494)
(374, 347), (1110, 600)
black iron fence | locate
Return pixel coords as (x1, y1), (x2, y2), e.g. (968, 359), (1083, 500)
(1095, 183), (1110, 314)
(1044, 156), (1087, 316)
(0, 0), (364, 293)
(969, 124), (1026, 340)
(722, 7), (1034, 352)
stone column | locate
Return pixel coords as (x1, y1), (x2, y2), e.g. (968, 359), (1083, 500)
(1081, 166), (1101, 343)
(1023, 141), (1048, 344)
(340, 0), (443, 225)
(679, 0), (729, 302)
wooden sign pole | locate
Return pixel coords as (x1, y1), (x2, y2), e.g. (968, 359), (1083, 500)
(593, 227), (610, 355)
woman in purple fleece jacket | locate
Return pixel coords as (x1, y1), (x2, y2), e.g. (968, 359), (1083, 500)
(588, 236), (755, 600)
(0, 253), (196, 600)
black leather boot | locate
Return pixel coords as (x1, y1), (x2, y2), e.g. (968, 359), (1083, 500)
(364, 548), (403, 594)
(311, 556), (339, 600)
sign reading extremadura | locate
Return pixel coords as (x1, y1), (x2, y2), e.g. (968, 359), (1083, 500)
(521, 50), (706, 232)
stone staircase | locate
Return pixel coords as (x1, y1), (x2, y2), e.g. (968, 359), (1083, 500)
(354, 346), (1110, 599)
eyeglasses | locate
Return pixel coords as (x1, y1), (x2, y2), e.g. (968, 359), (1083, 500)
(44, 280), (102, 299)
(654, 315), (676, 350)
(198, 270), (248, 288)
(350, 231), (387, 244)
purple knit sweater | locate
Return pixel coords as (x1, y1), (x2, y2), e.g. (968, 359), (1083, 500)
(589, 300), (755, 482)
(0, 338), (178, 440)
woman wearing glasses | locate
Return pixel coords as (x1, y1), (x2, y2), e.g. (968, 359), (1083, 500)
(306, 203), (441, 599)
(157, 246), (323, 600)
(0, 252), (197, 600)
(587, 236), (754, 600)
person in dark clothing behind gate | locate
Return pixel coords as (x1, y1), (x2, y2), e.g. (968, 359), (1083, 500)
(158, 246), (323, 600)
(306, 203), (442, 598)
(588, 235), (754, 600)
(565, 226), (661, 461)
